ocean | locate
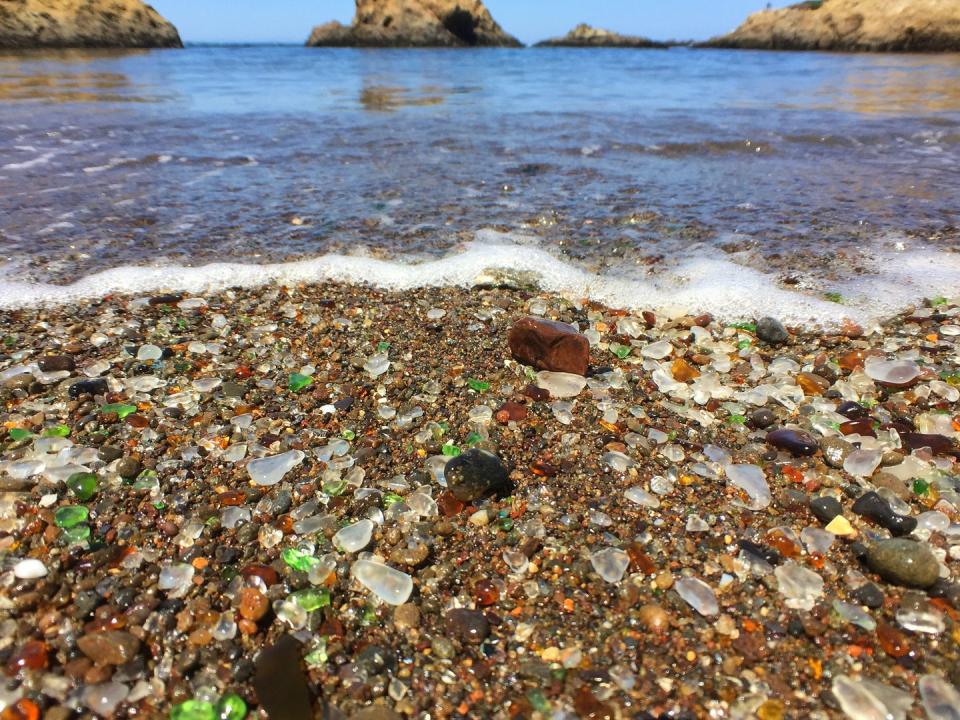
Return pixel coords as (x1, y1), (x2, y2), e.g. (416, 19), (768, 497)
(1, 45), (959, 324)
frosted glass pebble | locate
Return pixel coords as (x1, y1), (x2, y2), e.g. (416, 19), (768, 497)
(247, 450), (305, 486)
(536, 371), (586, 398)
(351, 560), (412, 605)
(334, 519), (374, 553)
(590, 547), (630, 583)
(726, 464), (771, 510)
(675, 577), (719, 616)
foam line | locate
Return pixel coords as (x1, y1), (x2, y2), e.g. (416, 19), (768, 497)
(0, 237), (956, 328)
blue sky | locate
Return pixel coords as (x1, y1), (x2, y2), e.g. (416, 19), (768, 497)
(153, 1), (771, 45)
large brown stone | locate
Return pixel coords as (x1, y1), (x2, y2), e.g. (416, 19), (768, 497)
(703, 0), (960, 52)
(508, 317), (589, 376)
(0, 0), (182, 49)
(306, 0), (521, 47)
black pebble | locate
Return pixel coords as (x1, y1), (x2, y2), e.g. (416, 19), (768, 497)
(68, 378), (108, 399)
(850, 582), (884, 609)
(809, 496), (843, 524)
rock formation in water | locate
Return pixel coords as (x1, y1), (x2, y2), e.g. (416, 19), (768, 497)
(535, 23), (666, 48)
(0, 0), (181, 48)
(306, 0), (521, 47)
(705, 0), (960, 52)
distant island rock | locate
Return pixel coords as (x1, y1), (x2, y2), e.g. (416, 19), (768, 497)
(306, 0), (522, 47)
(535, 23), (666, 48)
(0, 0), (182, 49)
(705, 0), (960, 52)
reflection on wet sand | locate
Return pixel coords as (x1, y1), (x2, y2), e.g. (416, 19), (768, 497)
(0, 48), (158, 102)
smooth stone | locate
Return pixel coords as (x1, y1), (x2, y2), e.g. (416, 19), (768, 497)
(852, 491), (917, 537)
(116, 457), (142, 479)
(443, 448), (509, 502)
(77, 631), (141, 666)
(69, 378), (108, 398)
(38, 355), (75, 372)
(749, 408), (776, 429)
(508, 316), (589, 376)
(866, 539), (940, 588)
(84, 682), (129, 717)
(444, 608), (490, 644)
(810, 496), (843, 524)
(821, 437), (853, 469)
(756, 317), (789, 344)
(247, 450), (305, 486)
(13, 558), (48, 579)
(253, 634), (314, 720)
(766, 428), (818, 456)
(850, 582), (885, 609)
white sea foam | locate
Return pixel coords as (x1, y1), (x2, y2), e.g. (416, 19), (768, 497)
(0, 231), (957, 329)
(2, 151), (57, 171)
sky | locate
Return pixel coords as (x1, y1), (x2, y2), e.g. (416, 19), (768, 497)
(153, 0), (772, 45)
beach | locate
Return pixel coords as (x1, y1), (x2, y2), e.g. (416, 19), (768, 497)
(1, 280), (959, 718)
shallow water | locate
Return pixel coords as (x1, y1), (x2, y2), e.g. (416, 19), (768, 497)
(1, 46), (959, 322)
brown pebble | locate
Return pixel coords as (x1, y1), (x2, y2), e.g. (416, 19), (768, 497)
(76, 631), (141, 666)
(393, 603), (421, 630)
(638, 604), (670, 632)
(238, 587), (269, 622)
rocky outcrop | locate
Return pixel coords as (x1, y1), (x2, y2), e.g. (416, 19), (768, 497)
(0, 0), (181, 48)
(306, 0), (521, 47)
(705, 0), (960, 52)
(535, 23), (666, 48)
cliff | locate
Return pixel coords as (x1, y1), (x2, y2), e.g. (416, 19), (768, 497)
(535, 23), (666, 48)
(307, 0), (521, 48)
(0, 0), (181, 49)
(705, 0), (960, 52)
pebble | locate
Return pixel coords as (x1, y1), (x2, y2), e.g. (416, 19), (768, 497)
(444, 608), (490, 644)
(825, 516), (855, 536)
(864, 357), (920, 387)
(832, 675), (912, 720)
(13, 559), (47, 579)
(766, 429), (818, 456)
(820, 437), (853, 469)
(866, 539), (940, 588)
(809, 496), (843, 524)
(589, 547), (630, 583)
(37, 355), (75, 372)
(239, 588), (270, 622)
(68, 378), (108, 398)
(443, 448), (509, 502)
(334, 519), (375, 553)
(393, 603), (421, 630)
(84, 681), (129, 717)
(919, 674), (960, 720)
(508, 316), (590, 376)
(116, 457), (141, 479)
(638, 604), (670, 632)
(351, 560), (413, 605)
(756, 317), (789, 344)
(749, 408), (776, 429)
(726, 464), (771, 510)
(535, 370), (587, 398)
(851, 491), (917, 536)
(77, 631), (141, 666)
(850, 582), (885, 609)
(247, 450), (305, 486)
(774, 561), (824, 611)
(843, 448), (883, 478)
(674, 577), (719, 617)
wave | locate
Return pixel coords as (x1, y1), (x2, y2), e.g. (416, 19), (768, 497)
(0, 231), (956, 328)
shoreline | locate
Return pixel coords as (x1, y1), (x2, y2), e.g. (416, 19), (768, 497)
(2, 240), (959, 330)
(1, 280), (958, 718)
